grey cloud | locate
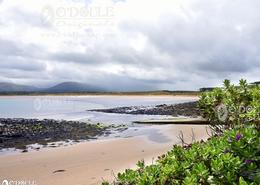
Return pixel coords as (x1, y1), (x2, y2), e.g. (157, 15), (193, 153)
(90, 74), (160, 91)
(0, 68), (47, 79)
(119, 0), (260, 76)
(0, 39), (46, 59)
(7, 6), (49, 28)
(51, 51), (107, 65)
(0, 56), (46, 71)
(0, 39), (46, 72)
(196, 50), (251, 73)
(0, 39), (22, 56)
(0, 0), (260, 90)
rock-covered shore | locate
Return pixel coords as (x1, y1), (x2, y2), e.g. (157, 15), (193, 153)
(0, 101), (200, 151)
(0, 118), (112, 150)
(89, 101), (200, 117)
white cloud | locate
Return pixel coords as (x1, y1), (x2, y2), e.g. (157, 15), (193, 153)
(0, 0), (259, 90)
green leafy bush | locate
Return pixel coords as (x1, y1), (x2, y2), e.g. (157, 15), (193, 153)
(103, 126), (260, 185)
(102, 79), (259, 185)
(198, 79), (260, 133)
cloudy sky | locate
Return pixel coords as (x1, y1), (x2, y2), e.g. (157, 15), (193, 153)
(0, 0), (259, 91)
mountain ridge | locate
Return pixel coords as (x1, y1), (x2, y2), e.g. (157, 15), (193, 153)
(44, 82), (104, 93)
(0, 82), (40, 92)
(0, 82), (104, 93)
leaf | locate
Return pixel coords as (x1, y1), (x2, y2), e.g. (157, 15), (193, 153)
(239, 177), (248, 185)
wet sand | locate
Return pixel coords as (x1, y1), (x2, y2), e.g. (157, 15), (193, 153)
(0, 125), (208, 185)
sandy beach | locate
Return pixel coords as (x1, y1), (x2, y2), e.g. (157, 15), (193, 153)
(0, 124), (208, 185)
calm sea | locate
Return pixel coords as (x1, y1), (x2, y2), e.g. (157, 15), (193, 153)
(0, 96), (198, 124)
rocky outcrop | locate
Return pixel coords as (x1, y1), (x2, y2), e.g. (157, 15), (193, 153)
(90, 101), (200, 117)
(0, 118), (110, 150)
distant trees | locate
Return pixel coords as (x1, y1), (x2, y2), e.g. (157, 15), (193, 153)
(251, 81), (260, 86)
(199, 87), (215, 92)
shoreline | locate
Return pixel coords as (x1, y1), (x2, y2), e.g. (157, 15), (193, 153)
(0, 100), (201, 152)
(0, 124), (209, 185)
(0, 97), (208, 184)
(0, 92), (200, 97)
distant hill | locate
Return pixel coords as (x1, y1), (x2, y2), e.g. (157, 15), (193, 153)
(44, 82), (105, 93)
(0, 82), (39, 92)
(0, 82), (104, 93)
(0, 82), (200, 95)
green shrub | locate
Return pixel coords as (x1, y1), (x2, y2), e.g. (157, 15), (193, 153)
(102, 79), (259, 185)
(103, 126), (260, 185)
(198, 79), (260, 133)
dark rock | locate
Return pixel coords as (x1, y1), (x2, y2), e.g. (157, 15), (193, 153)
(89, 101), (201, 117)
(0, 118), (114, 150)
